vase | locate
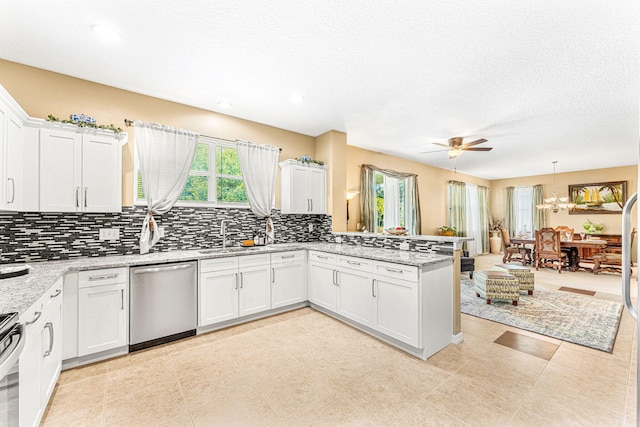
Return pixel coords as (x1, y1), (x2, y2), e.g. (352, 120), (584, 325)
(489, 235), (502, 254)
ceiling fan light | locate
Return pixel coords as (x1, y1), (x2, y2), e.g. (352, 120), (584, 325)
(448, 149), (464, 158)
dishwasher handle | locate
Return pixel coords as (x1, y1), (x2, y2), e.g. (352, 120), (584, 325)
(133, 263), (194, 274)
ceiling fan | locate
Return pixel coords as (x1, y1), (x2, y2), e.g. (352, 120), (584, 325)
(422, 137), (493, 159)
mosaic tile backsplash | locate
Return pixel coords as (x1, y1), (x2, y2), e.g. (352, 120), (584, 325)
(0, 206), (332, 263)
(321, 232), (454, 255)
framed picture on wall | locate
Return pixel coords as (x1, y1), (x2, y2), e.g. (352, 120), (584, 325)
(568, 181), (627, 215)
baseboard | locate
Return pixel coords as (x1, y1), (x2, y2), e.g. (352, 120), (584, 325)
(451, 332), (464, 344)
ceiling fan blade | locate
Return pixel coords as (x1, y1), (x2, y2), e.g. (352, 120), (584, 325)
(464, 147), (493, 151)
(420, 149), (450, 154)
(461, 138), (488, 148)
(432, 142), (450, 148)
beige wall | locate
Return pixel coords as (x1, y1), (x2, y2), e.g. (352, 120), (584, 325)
(491, 165), (638, 235)
(346, 146), (491, 234)
(316, 130), (348, 231)
(0, 59), (316, 207)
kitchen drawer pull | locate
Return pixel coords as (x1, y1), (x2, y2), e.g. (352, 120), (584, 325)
(316, 255), (328, 260)
(385, 267), (404, 274)
(372, 279), (376, 297)
(307, 199), (311, 212)
(310, 199), (313, 212)
(43, 322), (54, 357)
(133, 264), (193, 274)
(332, 270), (336, 285)
(25, 311), (41, 326)
(75, 187), (80, 208)
(121, 289), (124, 310)
(335, 270), (340, 286)
(84, 187), (88, 208)
(271, 267), (275, 283)
(7, 177), (15, 203)
(235, 273), (238, 290)
(281, 254), (295, 259)
(346, 260), (361, 266)
(50, 288), (62, 299)
(240, 272), (244, 288)
(89, 273), (119, 281)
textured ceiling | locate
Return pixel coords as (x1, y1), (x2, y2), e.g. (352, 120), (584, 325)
(0, 1), (638, 179)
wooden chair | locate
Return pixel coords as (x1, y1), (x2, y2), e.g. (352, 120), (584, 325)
(501, 228), (531, 266)
(535, 228), (567, 273)
(593, 228), (636, 275)
(554, 225), (576, 269)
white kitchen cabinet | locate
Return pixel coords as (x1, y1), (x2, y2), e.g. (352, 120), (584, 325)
(19, 279), (63, 427)
(374, 275), (419, 347)
(39, 128), (123, 212)
(335, 257), (375, 328)
(270, 251), (307, 309)
(308, 251), (338, 312)
(279, 159), (326, 214)
(77, 268), (128, 357)
(199, 254), (271, 327)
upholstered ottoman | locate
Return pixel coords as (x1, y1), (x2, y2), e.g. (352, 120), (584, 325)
(491, 264), (535, 295)
(474, 270), (520, 306)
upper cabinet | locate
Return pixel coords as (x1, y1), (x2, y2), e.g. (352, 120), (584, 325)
(0, 83), (127, 213)
(40, 129), (123, 212)
(279, 159), (326, 215)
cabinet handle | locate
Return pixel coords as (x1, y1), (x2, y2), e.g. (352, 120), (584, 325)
(281, 254), (295, 259)
(385, 267), (404, 274)
(317, 255), (328, 260)
(25, 311), (41, 326)
(335, 270), (340, 286)
(310, 199), (313, 212)
(307, 199), (310, 212)
(271, 267), (275, 283)
(84, 187), (88, 208)
(43, 322), (54, 357)
(235, 273), (238, 290)
(89, 273), (118, 281)
(75, 187), (80, 208)
(50, 289), (61, 299)
(240, 272), (244, 289)
(372, 279), (376, 297)
(121, 289), (124, 310)
(7, 178), (15, 204)
(346, 260), (361, 266)
(332, 270), (336, 285)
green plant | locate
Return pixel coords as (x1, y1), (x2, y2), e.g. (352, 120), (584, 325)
(294, 156), (325, 166)
(438, 225), (457, 236)
(489, 218), (504, 231)
(46, 114), (123, 134)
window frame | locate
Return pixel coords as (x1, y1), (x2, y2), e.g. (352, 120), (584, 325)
(133, 136), (250, 209)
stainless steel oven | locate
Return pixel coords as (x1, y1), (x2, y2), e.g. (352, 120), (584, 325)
(0, 312), (24, 427)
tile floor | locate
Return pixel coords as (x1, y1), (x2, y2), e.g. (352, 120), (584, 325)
(41, 253), (638, 426)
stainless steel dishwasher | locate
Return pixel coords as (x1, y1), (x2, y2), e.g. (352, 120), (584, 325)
(129, 261), (197, 352)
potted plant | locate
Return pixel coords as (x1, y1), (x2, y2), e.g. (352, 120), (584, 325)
(489, 218), (504, 237)
(438, 225), (457, 236)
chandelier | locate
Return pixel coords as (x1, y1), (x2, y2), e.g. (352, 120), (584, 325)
(536, 161), (576, 213)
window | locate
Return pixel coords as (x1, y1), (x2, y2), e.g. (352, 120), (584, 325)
(135, 137), (248, 206)
(514, 186), (533, 237)
(374, 171), (412, 232)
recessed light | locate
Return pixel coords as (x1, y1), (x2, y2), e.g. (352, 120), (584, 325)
(217, 102), (233, 109)
(92, 24), (121, 44)
(290, 94), (305, 104)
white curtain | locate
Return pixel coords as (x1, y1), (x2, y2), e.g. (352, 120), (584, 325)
(383, 176), (400, 229)
(236, 140), (279, 242)
(135, 121), (199, 254)
(465, 184), (483, 256)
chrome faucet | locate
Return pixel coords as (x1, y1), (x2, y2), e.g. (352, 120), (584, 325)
(221, 220), (230, 249)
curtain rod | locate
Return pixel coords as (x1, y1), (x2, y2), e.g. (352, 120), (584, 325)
(124, 119), (282, 151)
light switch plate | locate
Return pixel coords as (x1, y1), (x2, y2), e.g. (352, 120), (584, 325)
(335, 236), (343, 244)
(308, 224), (314, 232)
(99, 228), (120, 241)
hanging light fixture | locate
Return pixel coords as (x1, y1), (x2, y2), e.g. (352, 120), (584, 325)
(536, 161), (576, 213)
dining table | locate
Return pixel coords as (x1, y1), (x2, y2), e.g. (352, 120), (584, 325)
(509, 237), (608, 272)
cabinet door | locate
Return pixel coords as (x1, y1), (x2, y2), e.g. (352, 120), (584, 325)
(337, 268), (374, 327)
(19, 305), (44, 427)
(308, 167), (326, 214)
(291, 165), (310, 213)
(239, 265), (271, 317)
(82, 134), (121, 212)
(40, 129), (82, 212)
(308, 261), (338, 312)
(199, 270), (239, 326)
(78, 283), (127, 356)
(2, 112), (23, 210)
(40, 284), (63, 407)
(374, 276), (419, 347)
(271, 261), (306, 308)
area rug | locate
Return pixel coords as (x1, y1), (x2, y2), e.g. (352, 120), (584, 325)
(460, 279), (623, 352)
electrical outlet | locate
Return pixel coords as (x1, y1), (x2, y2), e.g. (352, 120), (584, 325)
(399, 242), (410, 251)
(99, 228), (120, 241)
(157, 227), (165, 238)
(308, 224), (314, 233)
(335, 236), (343, 244)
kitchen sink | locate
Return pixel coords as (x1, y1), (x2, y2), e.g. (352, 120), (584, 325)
(199, 246), (264, 254)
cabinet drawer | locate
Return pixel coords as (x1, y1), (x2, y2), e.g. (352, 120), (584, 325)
(200, 256), (239, 273)
(238, 253), (271, 268)
(337, 255), (373, 273)
(79, 267), (127, 288)
(373, 261), (418, 282)
(309, 251), (336, 264)
(271, 250), (305, 264)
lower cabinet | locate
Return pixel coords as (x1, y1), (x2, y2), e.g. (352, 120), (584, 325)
(271, 251), (307, 309)
(19, 279), (63, 427)
(335, 260), (375, 328)
(199, 254), (271, 327)
(374, 275), (419, 347)
(308, 257), (338, 311)
(78, 281), (128, 356)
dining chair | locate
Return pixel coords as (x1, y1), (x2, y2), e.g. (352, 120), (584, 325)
(554, 225), (576, 269)
(501, 228), (531, 266)
(535, 227), (567, 273)
(593, 228), (636, 275)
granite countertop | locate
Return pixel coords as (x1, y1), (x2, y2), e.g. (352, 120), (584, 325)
(0, 242), (452, 316)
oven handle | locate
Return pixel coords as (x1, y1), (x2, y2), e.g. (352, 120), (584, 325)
(0, 324), (25, 379)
